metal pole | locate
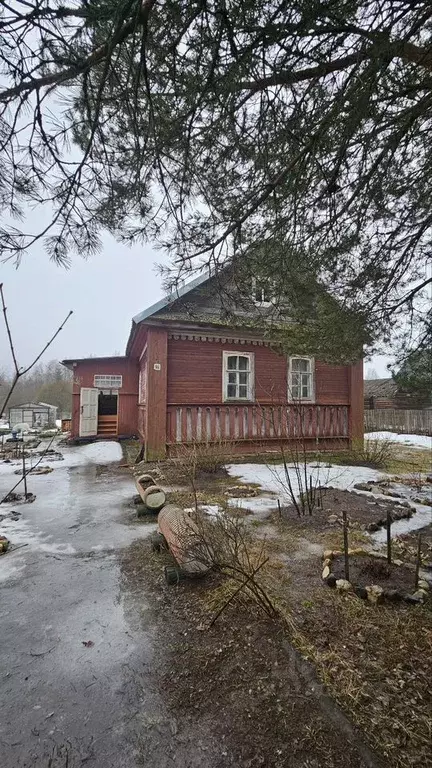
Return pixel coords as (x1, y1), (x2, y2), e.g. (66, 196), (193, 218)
(22, 447), (27, 497)
(414, 534), (422, 590)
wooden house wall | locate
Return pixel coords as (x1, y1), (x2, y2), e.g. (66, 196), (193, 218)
(70, 358), (139, 437)
(166, 338), (350, 406)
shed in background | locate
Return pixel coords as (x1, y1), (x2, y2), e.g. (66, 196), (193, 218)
(8, 402), (57, 429)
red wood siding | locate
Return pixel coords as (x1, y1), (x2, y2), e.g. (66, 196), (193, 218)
(167, 339), (350, 405)
(315, 361), (349, 404)
(70, 358), (139, 437)
(145, 328), (168, 459)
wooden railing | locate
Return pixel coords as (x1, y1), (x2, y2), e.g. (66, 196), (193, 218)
(166, 404), (349, 444)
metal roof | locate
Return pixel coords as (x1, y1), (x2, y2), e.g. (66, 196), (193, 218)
(61, 356), (128, 368)
(132, 271), (211, 325)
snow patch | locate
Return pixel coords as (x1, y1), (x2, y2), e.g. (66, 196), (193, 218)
(365, 432), (432, 450)
(76, 441), (123, 464)
(227, 462), (384, 501)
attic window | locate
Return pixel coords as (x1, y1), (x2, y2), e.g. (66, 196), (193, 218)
(252, 277), (273, 306)
(94, 374), (123, 389)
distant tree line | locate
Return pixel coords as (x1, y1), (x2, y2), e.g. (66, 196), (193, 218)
(0, 361), (72, 418)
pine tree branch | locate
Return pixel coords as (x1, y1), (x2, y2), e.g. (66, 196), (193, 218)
(0, 0), (157, 103)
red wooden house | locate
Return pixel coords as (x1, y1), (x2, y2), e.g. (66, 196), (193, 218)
(62, 270), (363, 458)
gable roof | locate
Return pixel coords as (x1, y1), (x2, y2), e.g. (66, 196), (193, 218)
(132, 271), (211, 325)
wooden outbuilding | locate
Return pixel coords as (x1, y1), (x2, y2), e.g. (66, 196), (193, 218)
(8, 402), (57, 429)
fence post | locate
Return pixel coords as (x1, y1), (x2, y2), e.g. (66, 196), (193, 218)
(386, 510), (392, 564)
(342, 510), (350, 581)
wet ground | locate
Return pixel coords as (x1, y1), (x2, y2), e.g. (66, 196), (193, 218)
(0, 441), (167, 768)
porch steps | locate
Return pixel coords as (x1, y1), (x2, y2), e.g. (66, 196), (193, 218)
(97, 415), (118, 437)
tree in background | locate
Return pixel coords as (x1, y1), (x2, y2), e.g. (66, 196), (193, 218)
(0, 361), (72, 418)
(393, 349), (432, 401)
(365, 368), (379, 380)
(0, 1), (431, 359)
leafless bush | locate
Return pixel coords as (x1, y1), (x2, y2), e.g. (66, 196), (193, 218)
(351, 437), (395, 469)
(179, 510), (278, 625)
(169, 441), (232, 512)
(271, 443), (326, 517)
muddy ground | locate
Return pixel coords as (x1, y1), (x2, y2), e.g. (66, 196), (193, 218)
(121, 540), (383, 768)
(126, 447), (431, 768)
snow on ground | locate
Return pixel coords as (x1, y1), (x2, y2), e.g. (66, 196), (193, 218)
(227, 462), (384, 502)
(226, 461), (431, 538)
(365, 431), (432, 450)
(0, 440), (123, 476)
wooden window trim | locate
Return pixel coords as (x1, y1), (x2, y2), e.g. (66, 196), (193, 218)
(222, 351), (255, 402)
(287, 356), (315, 403)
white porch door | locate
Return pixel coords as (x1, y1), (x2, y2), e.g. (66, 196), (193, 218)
(79, 388), (98, 437)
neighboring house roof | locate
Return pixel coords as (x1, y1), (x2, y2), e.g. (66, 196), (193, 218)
(8, 402), (55, 411)
(364, 379), (398, 398)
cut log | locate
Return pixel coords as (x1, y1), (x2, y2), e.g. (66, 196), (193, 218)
(157, 505), (210, 577)
(135, 473), (156, 502)
(142, 485), (166, 512)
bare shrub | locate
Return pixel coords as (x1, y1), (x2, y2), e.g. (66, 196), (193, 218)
(179, 509), (278, 625)
(168, 441), (231, 512)
(351, 437), (395, 469)
(269, 443), (327, 517)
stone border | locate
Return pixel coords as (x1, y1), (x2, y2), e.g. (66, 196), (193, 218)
(321, 550), (430, 605)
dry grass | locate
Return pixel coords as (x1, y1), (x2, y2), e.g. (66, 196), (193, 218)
(284, 590), (432, 768)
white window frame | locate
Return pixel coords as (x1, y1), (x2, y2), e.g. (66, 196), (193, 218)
(251, 277), (273, 307)
(222, 351), (255, 402)
(288, 357), (315, 403)
(94, 374), (123, 389)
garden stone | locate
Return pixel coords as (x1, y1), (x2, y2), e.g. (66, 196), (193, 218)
(336, 579), (352, 591)
(322, 566), (330, 579)
(326, 574), (337, 588)
(366, 585), (384, 604)
(404, 594), (423, 605)
(393, 559), (404, 566)
(354, 483), (373, 492)
(323, 550), (333, 560)
(367, 522), (379, 532)
(417, 580), (429, 591)
(327, 515), (338, 524)
(411, 590), (426, 602)
(322, 558), (331, 568)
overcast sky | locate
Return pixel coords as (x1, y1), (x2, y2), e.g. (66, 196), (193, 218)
(0, 237), (393, 377)
(0, 234), (170, 369)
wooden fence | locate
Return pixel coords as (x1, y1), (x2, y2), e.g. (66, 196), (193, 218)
(364, 409), (432, 436)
